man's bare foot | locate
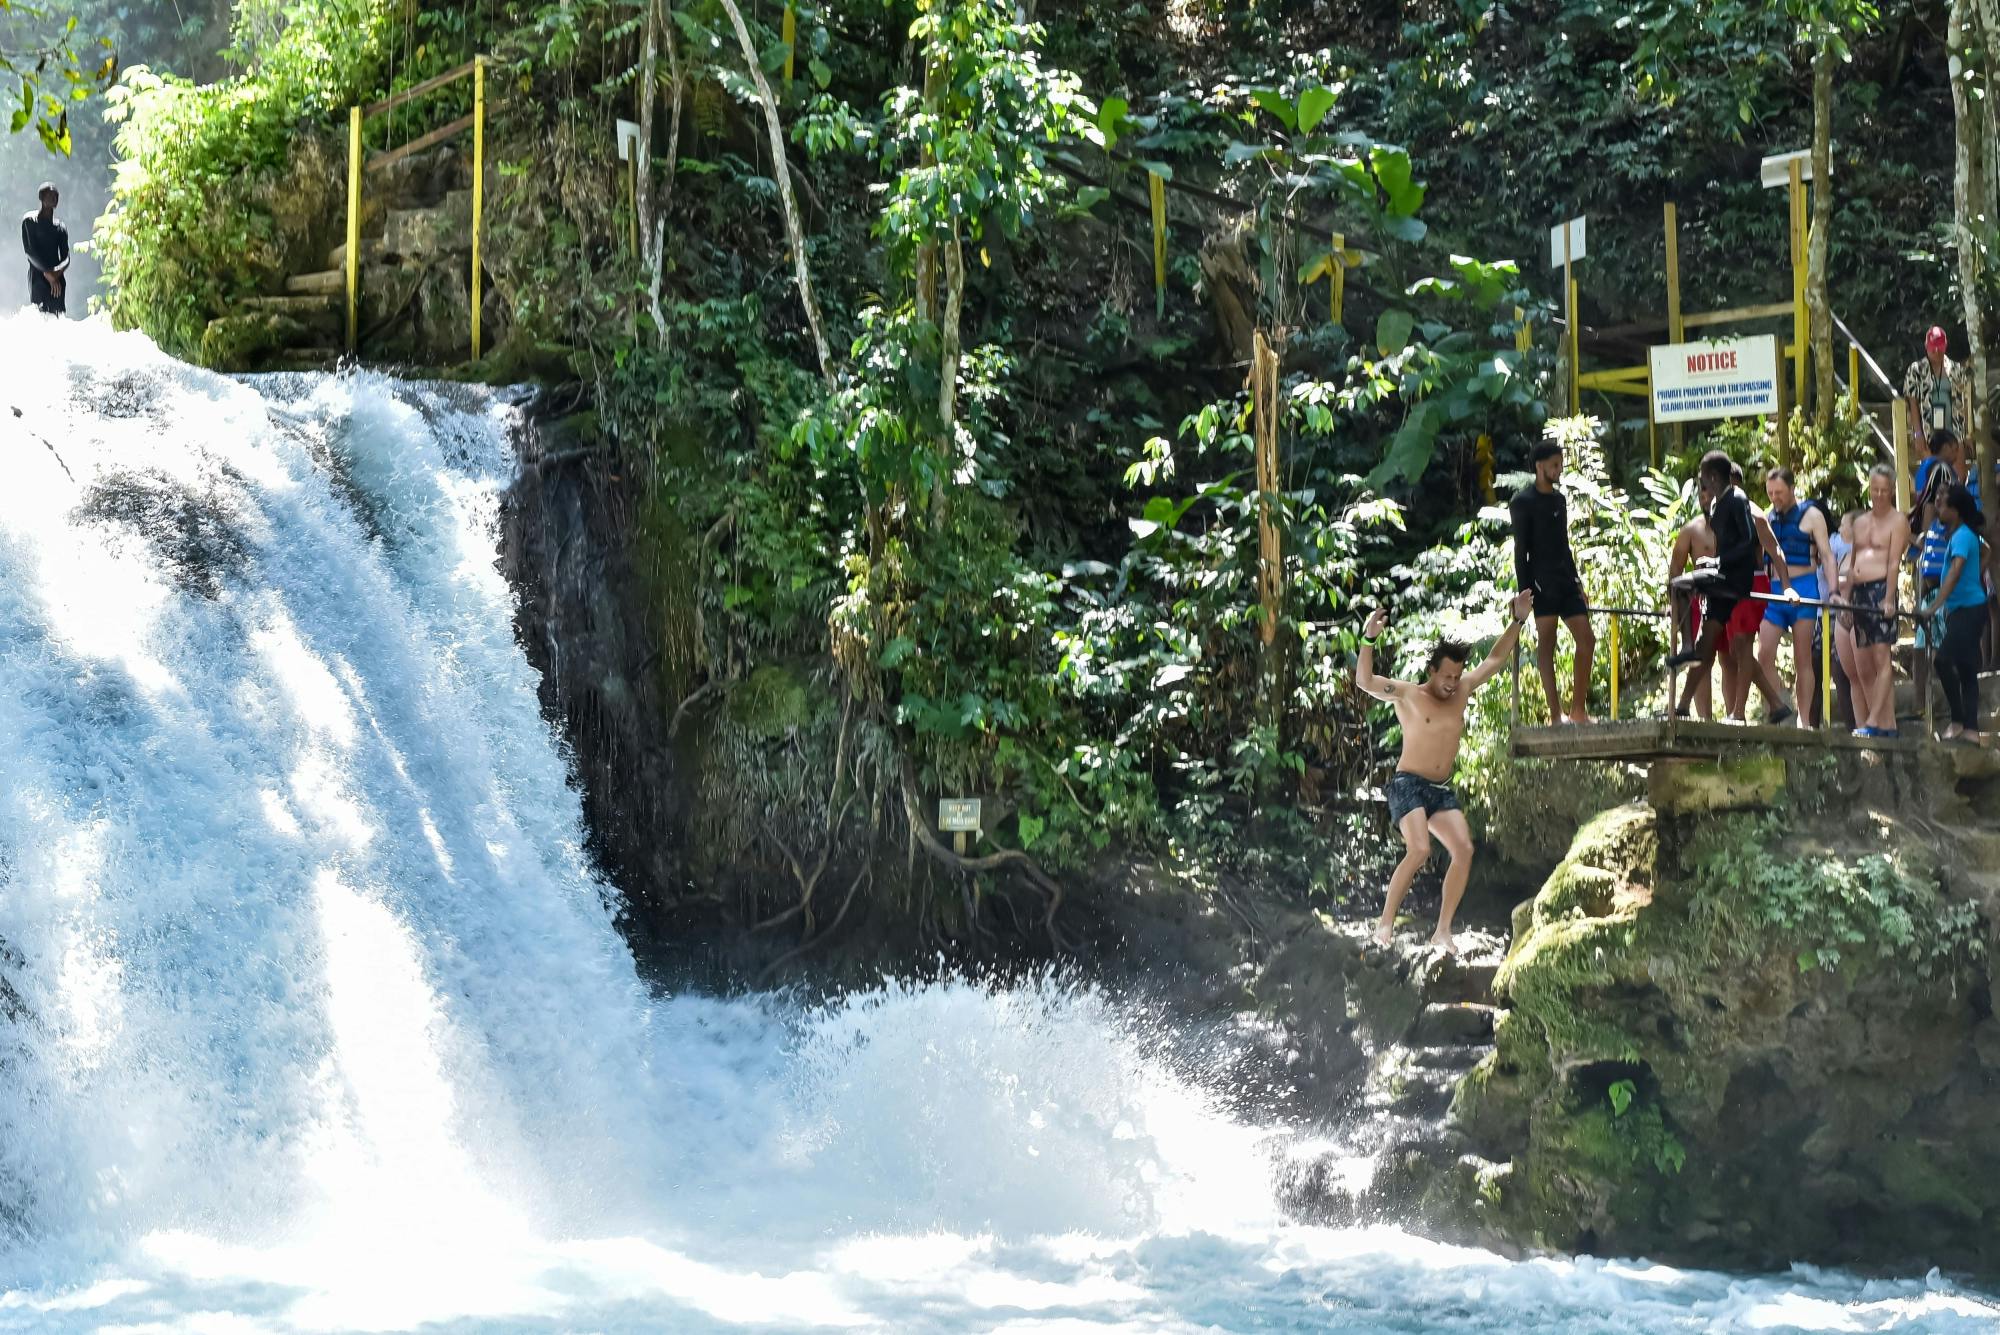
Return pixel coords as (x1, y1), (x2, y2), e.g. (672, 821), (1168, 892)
(1371, 924), (1394, 948)
(1568, 713), (1595, 725)
(1427, 932), (1459, 956)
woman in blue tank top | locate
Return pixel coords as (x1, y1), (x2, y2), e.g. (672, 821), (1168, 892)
(1760, 468), (1834, 728)
(1918, 484), (1988, 743)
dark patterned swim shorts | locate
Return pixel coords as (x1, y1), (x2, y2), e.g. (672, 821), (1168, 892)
(1387, 770), (1461, 824)
(1849, 578), (1896, 648)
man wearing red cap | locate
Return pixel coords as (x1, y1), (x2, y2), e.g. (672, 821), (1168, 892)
(1904, 326), (1969, 451)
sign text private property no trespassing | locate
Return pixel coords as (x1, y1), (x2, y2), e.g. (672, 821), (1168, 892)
(1647, 336), (1781, 424)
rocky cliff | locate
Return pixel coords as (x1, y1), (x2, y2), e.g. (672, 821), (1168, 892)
(1434, 748), (2000, 1276)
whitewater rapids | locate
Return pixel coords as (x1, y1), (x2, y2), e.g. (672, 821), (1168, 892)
(0, 314), (1990, 1332)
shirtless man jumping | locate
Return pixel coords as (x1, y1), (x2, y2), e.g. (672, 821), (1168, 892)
(1357, 590), (1534, 953)
(1840, 463), (1910, 737)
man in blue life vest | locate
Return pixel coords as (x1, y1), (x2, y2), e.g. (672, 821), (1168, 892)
(1757, 468), (1837, 728)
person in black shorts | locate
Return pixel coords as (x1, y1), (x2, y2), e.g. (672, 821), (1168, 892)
(21, 182), (68, 316)
(1669, 451), (1796, 723)
(1356, 590), (1535, 954)
(1510, 439), (1596, 723)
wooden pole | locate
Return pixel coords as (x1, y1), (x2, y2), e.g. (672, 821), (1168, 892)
(1789, 159), (1808, 417)
(1253, 332), (1282, 648)
(1149, 170), (1167, 322)
(627, 153), (639, 254)
(1665, 202), (1684, 458)
(1647, 368), (1659, 470)
(472, 57), (485, 361)
(346, 106), (362, 353)
(1849, 343), (1861, 417)
(1331, 231), (1346, 327)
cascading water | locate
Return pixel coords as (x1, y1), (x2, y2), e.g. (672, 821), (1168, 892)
(0, 313), (1993, 1332)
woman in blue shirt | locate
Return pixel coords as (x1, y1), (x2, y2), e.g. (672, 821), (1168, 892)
(1918, 484), (1988, 743)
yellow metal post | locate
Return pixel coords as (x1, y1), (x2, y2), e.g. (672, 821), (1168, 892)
(1894, 398), (1911, 509)
(1609, 615), (1620, 720)
(346, 106), (361, 352)
(1849, 343), (1861, 417)
(782, 5), (797, 86)
(628, 153), (639, 254)
(1514, 304), (1531, 354)
(1647, 369), (1659, 470)
(472, 57), (485, 361)
(1820, 608), (1833, 727)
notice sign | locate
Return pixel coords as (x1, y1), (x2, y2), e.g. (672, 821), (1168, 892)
(1648, 336), (1781, 424)
(938, 799), (982, 833)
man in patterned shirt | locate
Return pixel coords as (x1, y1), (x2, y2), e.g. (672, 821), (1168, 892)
(1904, 326), (1970, 454)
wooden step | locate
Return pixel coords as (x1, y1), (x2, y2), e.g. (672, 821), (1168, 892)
(326, 238), (387, 271)
(239, 294), (340, 318)
(285, 270), (345, 297)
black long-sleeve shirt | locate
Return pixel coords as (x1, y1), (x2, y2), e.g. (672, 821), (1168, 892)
(21, 212), (68, 278)
(1509, 484), (1579, 594)
(1710, 486), (1759, 592)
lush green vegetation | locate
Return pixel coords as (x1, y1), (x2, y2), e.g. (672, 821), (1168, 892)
(75, 0), (1980, 937)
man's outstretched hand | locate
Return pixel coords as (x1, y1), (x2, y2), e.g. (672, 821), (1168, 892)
(1510, 590), (1534, 622)
(1363, 607), (1388, 640)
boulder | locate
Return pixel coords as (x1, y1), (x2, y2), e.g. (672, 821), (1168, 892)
(1444, 783), (2000, 1275)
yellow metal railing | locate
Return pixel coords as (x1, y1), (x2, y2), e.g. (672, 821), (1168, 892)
(344, 56), (488, 359)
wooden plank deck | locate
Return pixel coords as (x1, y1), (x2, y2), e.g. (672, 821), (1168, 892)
(1510, 719), (1927, 762)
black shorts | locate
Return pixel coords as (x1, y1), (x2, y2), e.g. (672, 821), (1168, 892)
(1703, 590), (1741, 629)
(1533, 580), (1587, 621)
(1387, 770), (1461, 825)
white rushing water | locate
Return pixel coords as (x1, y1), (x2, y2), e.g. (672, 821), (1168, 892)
(0, 313), (1993, 1333)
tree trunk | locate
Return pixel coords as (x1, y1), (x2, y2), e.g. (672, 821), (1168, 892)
(716, 0), (834, 384)
(647, 0), (685, 347)
(939, 227), (964, 438)
(1951, 0), (1991, 456)
(1808, 41), (1835, 430)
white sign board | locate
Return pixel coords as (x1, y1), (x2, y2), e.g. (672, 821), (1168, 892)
(616, 118), (642, 163)
(1648, 336), (1782, 424)
(1548, 216), (1586, 268)
(938, 799), (982, 833)
(1759, 149), (1824, 189)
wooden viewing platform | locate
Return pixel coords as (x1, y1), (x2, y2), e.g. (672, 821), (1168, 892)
(1511, 719), (1928, 763)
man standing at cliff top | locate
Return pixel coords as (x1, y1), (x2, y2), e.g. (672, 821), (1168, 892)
(1356, 590), (1534, 955)
(21, 183), (69, 316)
(1509, 440), (1596, 723)
(1904, 326), (1968, 452)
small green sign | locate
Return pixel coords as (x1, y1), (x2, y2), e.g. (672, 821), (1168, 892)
(938, 799), (982, 833)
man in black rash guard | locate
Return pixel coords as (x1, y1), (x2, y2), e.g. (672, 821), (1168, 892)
(1670, 451), (1796, 723)
(1509, 439), (1597, 723)
(21, 182), (69, 316)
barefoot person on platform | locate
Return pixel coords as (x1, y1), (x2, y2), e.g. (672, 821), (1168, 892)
(1356, 591), (1534, 954)
(1669, 452), (1797, 723)
(1510, 441), (1596, 723)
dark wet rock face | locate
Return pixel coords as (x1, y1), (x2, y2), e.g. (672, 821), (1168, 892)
(73, 470), (248, 600)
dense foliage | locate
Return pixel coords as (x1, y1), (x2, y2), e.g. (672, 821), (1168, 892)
(87, 0), (1974, 937)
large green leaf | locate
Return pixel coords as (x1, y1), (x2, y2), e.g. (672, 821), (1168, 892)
(1371, 145), (1426, 215)
(1250, 87), (1297, 130)
(1296, 85), (1338, 133)
(1367, 401), (1443, 488)
(1376, 308), (1416, 358)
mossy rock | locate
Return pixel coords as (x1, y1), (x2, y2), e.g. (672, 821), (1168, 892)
(728, 665), (812, 737)
(1648, 755), (1786, 814)
(199, 312), (309, 372)
(1447, 785), (2000, 1274)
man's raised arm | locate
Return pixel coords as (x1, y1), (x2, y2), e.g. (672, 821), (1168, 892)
(1355, 607), (1403, 701)
(1465, 591), (1536, 691)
